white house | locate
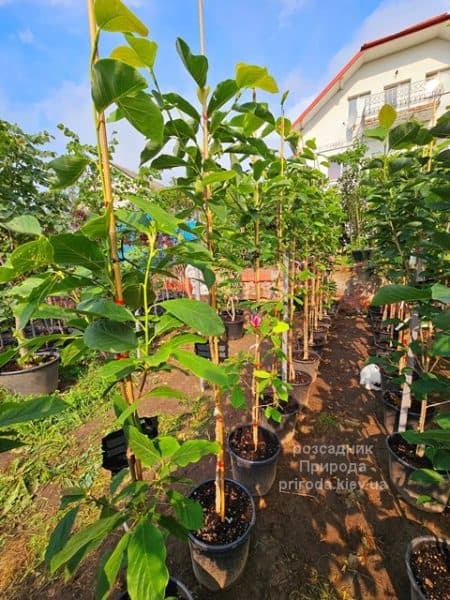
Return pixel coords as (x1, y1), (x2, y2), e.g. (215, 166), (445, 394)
(292, 13), (450, 179)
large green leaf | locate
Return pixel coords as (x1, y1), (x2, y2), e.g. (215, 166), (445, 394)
(378, 104), (397, 129)
(389, 122), (421, 149)
(160, 299), (224, 336)
(96, 532), (130, 600)
(50, 234), (104, 271)
(172, 349), (229, 386)
(95, 0), (148, 35)
(371, 284), (431, 306)
(207, 79), (238, 115)
(409, 468), (446, 485)
(175, 38), (208, 88)
(77, 298), (135, 322)
(127, 520), (168, 600)
(171, 439), (219, 467)
(118, 92), (164, 143)
(9, 237), (54, 275)
(125, 35), (158, 69)
(434, 412), (450, 430)
(435, 149), (450, 167)
(0, 396), (68, 428)
(60, 338), (89, 367)
(97, 358), (139, 383)
(45, 507), (79, 567)
(3, 215), (42, 237)
(49, 156), (89, 189)
(429, 111), (450, 138)
(110, 45), (145, 68)
(166, 490), (203, 530)
(431, 310), (450, 331)
(127, 426), (161, 467)
(364, 126), (388, 141)
(163, 93), (200, 122)
(151, 154), (187, 171)
(84, 319), (137, 352)
(432, 284), (450, 304)
(92, 59), (147, 112)
(128, 196), (180, 235)
(50, 513), (125, 573)
(203, 170), (237, 186)
(235, 63), (278, 93)
(431, 334), (450, 358)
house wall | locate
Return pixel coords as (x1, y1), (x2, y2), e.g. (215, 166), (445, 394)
(302, 37), (450, 157)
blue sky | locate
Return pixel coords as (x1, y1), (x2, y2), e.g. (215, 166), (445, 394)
(0, 0), (448, 169)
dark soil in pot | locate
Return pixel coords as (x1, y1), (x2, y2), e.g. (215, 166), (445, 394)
(188, 479), (255, 590)
(406, 537), (450, 600)
(381, 390), (433, 433)
(0, 351), (59, 395)
(386, 433), (449, 513)
(228, 425), (280, 496)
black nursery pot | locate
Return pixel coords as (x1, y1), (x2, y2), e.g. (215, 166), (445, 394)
(259, 394), (300, 443)
(102, 416), (158, 475)
(381, 391), (434, 433)
(221, 312), (245, 341)
(0, 351), (59, 396)
(119, 577), (193, 600)
(188, 479), (256, 591)
(194, 340), (229, 362)
(405, 537), (450, 600)
(385, 433), (449, 513)
(227, 425), (280, 496)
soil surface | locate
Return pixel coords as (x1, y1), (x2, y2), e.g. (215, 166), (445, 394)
(291, 371), (312, 385)
(228, 425), (279, 461)
(410, 541), (450, 600)
(388, 434), (434, 470)
(1, 353), (57, 373)
(190, 480), (254, 545)
(1, 312), (449, 600)
(383, 390), (422, 414)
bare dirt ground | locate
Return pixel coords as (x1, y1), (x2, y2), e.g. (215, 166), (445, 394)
(1, 312), (448, 600)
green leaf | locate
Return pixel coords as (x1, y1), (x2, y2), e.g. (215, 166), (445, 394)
(51, 234), (104, 271)
(10, 237), (54, 275)
(364, 126), (388, 141)
(77, 298), (135, 322)
(272, 321), (289, 333)
(434, 412), (450, 430)
(163, 93), (200, 122)
(0, 437), (24, 452)
(207, 79), (238, 115)
(49, 156), (89, 189)
(155, 436), (180, 459)
(175, 38), (208, 88)
(0, 266), (15, 283)
(95, 0), (148, 35)
(231, 386), (247, 409)
(60, 487), (86, 509)
(151, 154), (187, 171)
(429, 111), (450, 138)
(50, 513), (125, 573)
(166, 490), (203, 530)
(172, 349), (229, 386)
(147, 386), (185, 400)
(84, 319), (137, 352)
(92, 59), (147, 112)
(389, 157), (414, 174)
(125, 35), (158, 69)
(371, 284), (431, 306)
(160, 299), (224, 336)
(128, 196), (180, 235)
(427, 449), (450, 471)
(110, 45), (145, 68)
(411, 375), (450, 399)
(171, 439), (219, 467)
(389, 121), (421, 149)
(409, 468), (445, 485)
(254, 369), (272, 379)
(96, 532), (130, 600)
(431, 334), (450, 358)
(127, 520), (168, 600)
(127, 426), (161, 467)
(235, 63), (278, 93)
(3, 215), (42, 237)
(0, 397), (68, 428)
(118, 92), (164, 143)
(61, 339), (88, 367)
(265, 405), (282, 423)
(203, 170), (237, 186)
(378, 104), (397, 129)
(97, 358), (139, 383)
(432, 284), (450, 304)
(431, 310), (450, 331)
(435, 149), (450, 166)
(433, 231), (450, 251)
(45, 507), (79, 567)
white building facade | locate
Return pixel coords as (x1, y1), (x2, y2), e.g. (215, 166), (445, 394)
(292, 13), (450, 179)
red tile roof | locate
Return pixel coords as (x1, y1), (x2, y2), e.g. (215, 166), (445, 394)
(292, 12), (450, 129)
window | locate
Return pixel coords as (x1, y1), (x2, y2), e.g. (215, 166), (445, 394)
(348, 92), (371, 121)
(425, 68), (449, 97)
(384, 80), (411, 108)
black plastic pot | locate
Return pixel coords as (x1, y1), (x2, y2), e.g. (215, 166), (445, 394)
(292, 350), (320, 382)
(259, 395), (300, 443)
(102, 416), (158, 475)
(228, 425), (280, 496)
(0, 351), (59, 395)
(119, 576), (193, 599)
(385, 433), (449, 513)
(194, 340), (228, 362)
(289, 371), (313, 406)
(381, 392), (433, 433)
(221, 314), (245, 341)
(352, 249), (372, 262)
(188, 479), (255, 591)
(405, 537), (450, 600)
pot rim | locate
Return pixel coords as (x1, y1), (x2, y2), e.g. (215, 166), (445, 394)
(292, 350), (321, 364)
(381, 392), (420, 417)
(188, 478), (256, 551)
(0, 351), (60, 376)
(227, 424), (281, 465)
(405, 536), (450, 600)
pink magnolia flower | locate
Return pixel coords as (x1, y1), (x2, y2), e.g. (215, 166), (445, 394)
(250, 314), (261, 328)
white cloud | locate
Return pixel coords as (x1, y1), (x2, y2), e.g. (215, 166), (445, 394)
(18, 28), (35, 45)
(278, 0), (309, 25)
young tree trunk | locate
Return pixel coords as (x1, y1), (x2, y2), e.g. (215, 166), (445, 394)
(398, 311), (419, 433)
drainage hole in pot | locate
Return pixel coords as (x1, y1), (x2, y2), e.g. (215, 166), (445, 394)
(410, 542), (450, 600)
(190, 480), (253, 545)
(229, 424), (278, 461)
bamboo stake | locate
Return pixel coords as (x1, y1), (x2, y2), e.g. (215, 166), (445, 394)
(303, 272), (310, 361)
(197, 0), (225, 520)
(287, 240), (296, 381)
(87, 0), (142, 482)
